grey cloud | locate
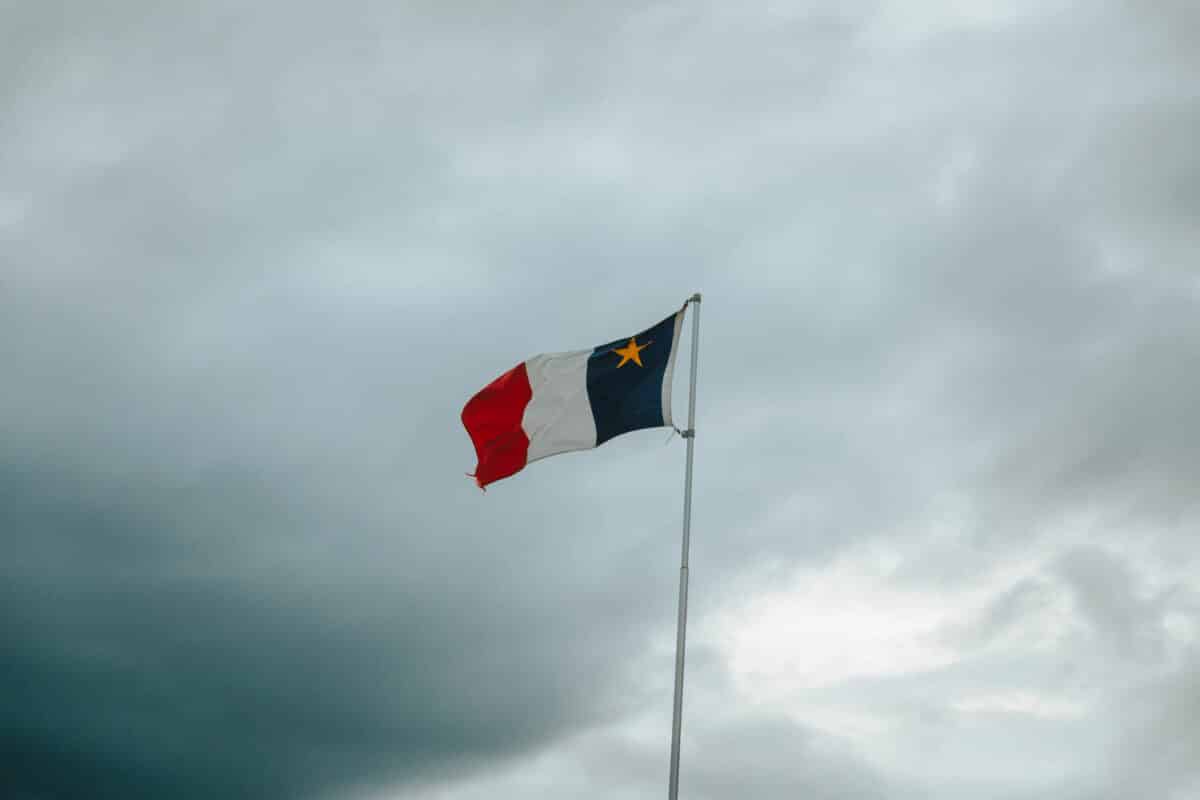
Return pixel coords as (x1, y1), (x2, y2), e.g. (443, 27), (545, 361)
(1105, 654), (1200, 799)
(1055, 546), (1176, 662)
(941, 575), (1059, 650)
(681, 714), (894, 800)
(3, 0), (1199, 798)
(0, 452), (643, 799)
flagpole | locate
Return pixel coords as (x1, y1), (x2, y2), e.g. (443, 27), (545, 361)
(668, 292), (701, 800)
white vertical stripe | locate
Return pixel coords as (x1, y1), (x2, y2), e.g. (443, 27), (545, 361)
(521, 349), (597, 463)
(661, 310), (685, 428)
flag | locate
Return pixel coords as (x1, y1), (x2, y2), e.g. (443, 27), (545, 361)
(462, 308), (685, 487)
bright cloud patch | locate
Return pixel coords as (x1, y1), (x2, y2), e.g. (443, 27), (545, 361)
(717, 556), (964, 693)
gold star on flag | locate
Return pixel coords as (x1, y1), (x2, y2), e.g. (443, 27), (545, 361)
(613, 336), (652, 368)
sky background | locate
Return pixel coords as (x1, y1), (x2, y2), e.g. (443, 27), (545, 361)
(2, 1), (1199, 798)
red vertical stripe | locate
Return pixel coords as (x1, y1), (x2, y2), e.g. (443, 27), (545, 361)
(461, 362), (533, 488)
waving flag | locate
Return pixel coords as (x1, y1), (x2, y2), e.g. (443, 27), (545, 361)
(462, 309), (685, 487)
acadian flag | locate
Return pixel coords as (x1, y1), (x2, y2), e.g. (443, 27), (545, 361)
(462, 308), (685, 487)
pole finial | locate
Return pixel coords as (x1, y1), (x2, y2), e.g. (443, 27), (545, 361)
(689, 292), (702, 304)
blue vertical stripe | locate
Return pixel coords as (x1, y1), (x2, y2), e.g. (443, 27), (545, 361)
(586, 313), (679, 446)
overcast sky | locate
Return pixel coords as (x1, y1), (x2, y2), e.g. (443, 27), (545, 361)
(3, 1), (1199, 798)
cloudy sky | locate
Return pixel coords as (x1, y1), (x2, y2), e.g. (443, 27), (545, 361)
(3, 1), (1198, 798)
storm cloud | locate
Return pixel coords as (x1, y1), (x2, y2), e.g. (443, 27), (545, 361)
(2, 1), (1198, 798)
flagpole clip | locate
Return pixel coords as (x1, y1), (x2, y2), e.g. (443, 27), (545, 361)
(680, 428), (695, 439)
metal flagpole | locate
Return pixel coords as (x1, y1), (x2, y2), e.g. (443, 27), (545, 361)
(668, 292), (701, 800)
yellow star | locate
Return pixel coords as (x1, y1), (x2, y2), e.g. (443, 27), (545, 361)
(612, 336), (652, 368)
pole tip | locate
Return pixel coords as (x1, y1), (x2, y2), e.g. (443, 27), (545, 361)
(689, 292), (702, 303)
